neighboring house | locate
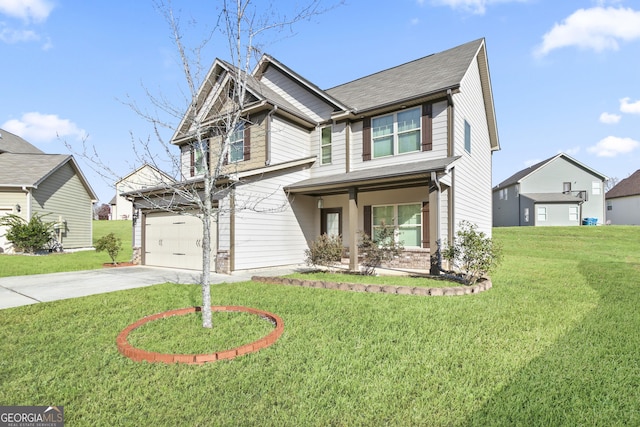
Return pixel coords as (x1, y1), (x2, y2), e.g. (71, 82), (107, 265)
(112, 164), (174, 220)
(0, 128), (98, 252)
(128, 38), (500, 274)
(493, 153), (607, 227)
(605, 169), (640, 225)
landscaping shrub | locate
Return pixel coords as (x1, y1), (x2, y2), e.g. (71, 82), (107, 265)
(95, 232), (123, 265)
(304, 233), (343, 272)
(358, 225), (404, 275)
(441, 220), (502, 284)
(0, 213), (55, 253)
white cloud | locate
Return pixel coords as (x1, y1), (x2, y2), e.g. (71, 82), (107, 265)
(535, 7), (640, 57)
(0, 0), (55, 23)
(587, 135), (639, 157)
(410, 17), (420, 25)
(0, 24), (38, 43)
(599, 112), (621, 124)
(524, 158), (541, 167)
(620, 97), (640, 114)
(2, 112), (87, 144)
(562, 146), (581, 156)
(430, 0), (527, 15)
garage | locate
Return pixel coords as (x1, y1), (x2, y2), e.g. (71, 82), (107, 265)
(143, 211), (215, 271)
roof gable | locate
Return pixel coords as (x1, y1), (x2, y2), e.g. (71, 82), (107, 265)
(606, 169), (640, 199)
(494, 153), (607, 189)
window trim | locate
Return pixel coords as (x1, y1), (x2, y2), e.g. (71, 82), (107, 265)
(371, 203), (422, 248)
(464, 120), (471, 153)
(320, 125), (332, 165)
(370, 107), (422, 159)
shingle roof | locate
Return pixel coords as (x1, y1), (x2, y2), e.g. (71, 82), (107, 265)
(0, 153), (71, 187)
(606, 169), (640, 199)
(325, 39), (484, 113)
(0, 128), (44, 154)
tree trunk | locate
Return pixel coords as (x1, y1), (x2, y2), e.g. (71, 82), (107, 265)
(201, 178), (213, 328)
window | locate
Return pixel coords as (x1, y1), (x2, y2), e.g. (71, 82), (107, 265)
(372, 203), (421, 247)
(537, 207), (547, 222)
(592, 181), (601, 195)
(464, 120), (471, 153)
(607, 202), (612, 211)
(569, 206), (578, 221)
(320, 126), (332, 165)
(371, 107), (421, 158)
(524, 208), (530, 223)
(563, 182), (571, 194)
(191, 140), (209, 176)
(229, 124), (244, 163)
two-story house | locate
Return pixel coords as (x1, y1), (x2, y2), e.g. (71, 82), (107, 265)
(605, 169), (640, 225)
(129, 38), (500, 274)
(493, 153), (607, 227)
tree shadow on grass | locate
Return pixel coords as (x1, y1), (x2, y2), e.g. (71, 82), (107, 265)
(461, 261), (640, 426)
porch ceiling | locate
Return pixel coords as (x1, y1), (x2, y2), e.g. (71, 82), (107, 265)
(285, 156), (460, 196)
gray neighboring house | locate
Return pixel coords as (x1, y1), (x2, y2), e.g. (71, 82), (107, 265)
(0, 129), (98, 252)
(493, 153), (607, 227)
(605, 170), (640, 225)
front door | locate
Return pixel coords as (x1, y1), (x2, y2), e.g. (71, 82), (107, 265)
(321, 208), (342, 236)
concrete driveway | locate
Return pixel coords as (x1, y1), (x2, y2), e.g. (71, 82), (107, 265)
(0, 265), (301, 310)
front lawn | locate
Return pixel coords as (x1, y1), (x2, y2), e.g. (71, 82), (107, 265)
(0, 220), (132, 277)
(1, 226), (639, 426)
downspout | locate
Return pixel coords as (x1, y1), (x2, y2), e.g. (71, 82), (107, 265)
(265, 105), (278, 166)
(345, 120), (351, 173)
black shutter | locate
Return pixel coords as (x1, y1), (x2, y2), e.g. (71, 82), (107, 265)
(422, 103), (433, 151)
(362, 117), (371, 161)
(364, 205), (372, 238)
(243, 125), (251, 161)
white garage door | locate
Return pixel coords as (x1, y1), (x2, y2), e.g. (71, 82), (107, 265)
(144, 212), (215, 271)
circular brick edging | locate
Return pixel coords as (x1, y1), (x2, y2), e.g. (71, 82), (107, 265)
(251, 276), (492, 296)
(117, 306), (284, 364)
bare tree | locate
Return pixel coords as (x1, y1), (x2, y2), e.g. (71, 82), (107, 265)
(67, 0), (339, 328)
(605, 177), (619, 192)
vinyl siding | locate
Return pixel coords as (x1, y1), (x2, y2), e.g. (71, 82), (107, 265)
(232, 168), (314, 270)
(493, 184), (521, 226)
(450, 56), (493, 236)
(260, 67), (335, 122)
(30, 163), (93, 248)
(607, 196), (640, 225)
(309, 121), (347, 177)
(269, 116), (311, 164)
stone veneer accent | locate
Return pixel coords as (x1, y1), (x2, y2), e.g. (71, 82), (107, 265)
(251, 276), (492, 296)
(132, 247), (142, 265)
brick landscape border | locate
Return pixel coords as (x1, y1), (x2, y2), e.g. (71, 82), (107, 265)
(117, 306), (284, 364)
(251, 276), (492, 296)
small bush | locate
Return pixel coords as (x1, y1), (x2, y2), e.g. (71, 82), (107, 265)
(441, 220), (502, 285)
(0, 213), (55, 253)
(358, 225), (404, 276)
(95, 232), (123, 264)
(304, 234), (343, 272)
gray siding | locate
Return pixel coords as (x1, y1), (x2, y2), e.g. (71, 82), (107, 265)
(493, 184), (520, 226)
(606, 196), (640, 225)
(450, 56), (493, 236)
(31, 163), (93, 248)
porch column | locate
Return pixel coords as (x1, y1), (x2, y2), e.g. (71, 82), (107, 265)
(348, 187), (359, 271)
(429, 177), (441, 275)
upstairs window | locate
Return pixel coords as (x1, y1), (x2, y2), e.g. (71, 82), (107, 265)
(464, 120), (471, 153)
(371, 107), (421, 158)
(321, 126), (332, 165)
(229, 124), (245, 163)
(190, 140), (209, 177)
(592, 181), (601, 195)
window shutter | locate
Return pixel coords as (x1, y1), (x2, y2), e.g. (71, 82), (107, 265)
(421, 103), (433, 151)
(362, 117), (371, 161)
(243, 125), (251, 161)
(364, 205), (372, 238)
(189, 146), (195, 177)
(421, 202), (430, 248)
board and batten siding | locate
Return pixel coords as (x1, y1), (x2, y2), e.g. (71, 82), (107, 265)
(260, 66), (335, 123)
(449, 56), (493, 236)
(231, 168), (314, 270)
(30, 162), (94, 248)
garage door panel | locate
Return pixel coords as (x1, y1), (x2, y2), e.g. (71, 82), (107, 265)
(144, 212), (216, 271)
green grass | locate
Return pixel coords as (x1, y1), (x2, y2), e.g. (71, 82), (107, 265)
(0, 220), (132, 277)
(1, 226), (640, 426)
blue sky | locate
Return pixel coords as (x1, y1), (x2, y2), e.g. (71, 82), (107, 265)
(2, 0), (640, 204)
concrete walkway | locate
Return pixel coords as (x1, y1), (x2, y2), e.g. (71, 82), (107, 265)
(0, 265), (303, 310)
